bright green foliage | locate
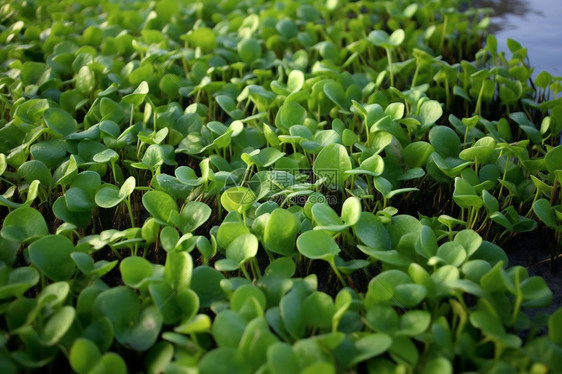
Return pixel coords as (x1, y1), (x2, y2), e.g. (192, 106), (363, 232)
(0, 0), (560, 372)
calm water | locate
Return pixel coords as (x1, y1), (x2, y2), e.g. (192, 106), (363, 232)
(476, 0), (562, 76)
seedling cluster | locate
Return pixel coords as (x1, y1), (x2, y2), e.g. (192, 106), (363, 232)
(1, 0), (561, 373)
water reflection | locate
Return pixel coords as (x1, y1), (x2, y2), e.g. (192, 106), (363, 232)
(474, 0), (562, 75)
(476, 0), (541, 33)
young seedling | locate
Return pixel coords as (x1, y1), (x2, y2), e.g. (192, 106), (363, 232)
(368, 29), (405, 87)
(297, 230), (345, 286)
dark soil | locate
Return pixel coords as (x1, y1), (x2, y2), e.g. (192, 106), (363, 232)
(502, 230), (562, 316)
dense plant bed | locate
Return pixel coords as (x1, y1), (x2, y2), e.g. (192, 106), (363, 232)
(1, 0), (561, 372)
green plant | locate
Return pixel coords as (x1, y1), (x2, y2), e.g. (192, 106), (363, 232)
(0, 0), (561, 372)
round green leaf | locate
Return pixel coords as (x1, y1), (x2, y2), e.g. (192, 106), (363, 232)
(454, 230), (482, 257)
(118, 305), (163, 351)
(355, 212), (392, 251)
(533, 199), (557, 228)
(324, 81), (347, 110)
(160, 225), (179, 252)
(142, 190), (178, 225)
(365, 305), (399, 333)
(28, 235), (75, 281)
(17, 160), (52, 187)
(297, 230), (340, 260)
(275, 102), (306, 132)
(65, 187), (95, 212)
(94, 286), (140, 335)
(70, 338), (101, 374)
(312, 203), (344, 230)
(276, 19), (298, 39)
(121, 81), (149, 106)
(280, 288), (306, 339)
(264, 209), (299, 256)
(216, 233), (258, 271)
(120, 256), (153, 288)
(349, 333), (393, 367)
(41, 306), (75, 345)
(177, 201), (212, 234)
(89, 353), (127, 374)
(145, 341), (174, 374)
(303, 292), (336, 329)
(267, 342), (299, 374)
(93, 148), (119, 163)
(287, 70), (304, 92)
(403, 142), (434, 168)
(44, 107), (77, 137)
(0, 267), (40, 299)
(341, 196), (361, 226)
(76, 65), (95, 95)
(1, 207), (49, 243)
(83, 317), (114, 352)
(433, 242), (467, 267)
(429, 126), (460, 158)
(419, 100), (443, 127)
(186, 27), (217, 53)
(238, 38), (261, 64)
(191, 266), (226, 308)
(423, 358), (453, 374)
(199, 347), (249, 374)
(53, 195), (92, 228)
(398, 310), (431, 336)
(313, 143), (352, 190)
(220, 186), (256, 213)
(165, 250), (193, 290)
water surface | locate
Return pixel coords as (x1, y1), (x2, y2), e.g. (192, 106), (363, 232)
(476, 0), (562, 76)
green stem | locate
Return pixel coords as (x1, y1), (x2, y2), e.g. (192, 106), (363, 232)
(510, 269), (522, 326)
(497, 152), (509, 205)
(250, 257), (262, 279)
(411, 63), (420, 90)
(240, 263), (252, 280)
(440, 15), (448, 52)
(129, 104), (134, 127)
(365, 119), (371, 145)
(125, 197), (135, 228)
(328, 257), (347, 287)
(445, 77), (451, 110)
(475, 83), (485, 116)
(385, 47), (394, 87)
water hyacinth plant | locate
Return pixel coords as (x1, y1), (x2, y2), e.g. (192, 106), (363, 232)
(1, 0), (562, 372)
